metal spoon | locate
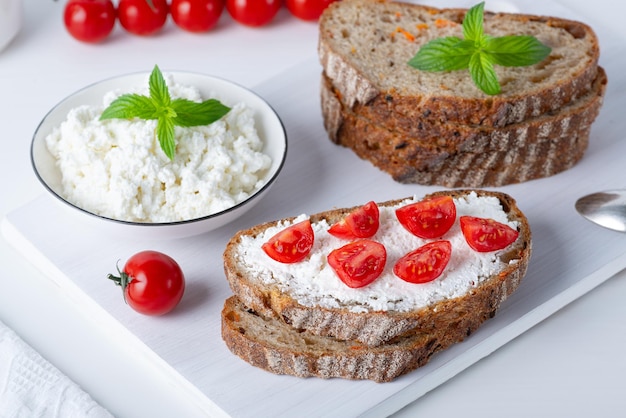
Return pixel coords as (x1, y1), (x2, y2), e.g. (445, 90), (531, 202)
(575, 190), (626, 232)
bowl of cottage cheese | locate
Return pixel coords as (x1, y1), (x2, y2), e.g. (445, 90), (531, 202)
(31, 70), (287, 239)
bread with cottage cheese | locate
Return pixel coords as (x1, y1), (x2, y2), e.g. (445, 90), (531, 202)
(222, 189), (531, 348)
(320, 67), (607, 187)
(319, 0), (601, 128)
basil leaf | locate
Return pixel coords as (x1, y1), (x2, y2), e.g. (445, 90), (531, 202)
(484, 35), (552, 66)
(156, 116), (176, 160)
(469, 52), (500, 95)
(170, 98), (231, 127)
(462, 2), (485, 42)
(408, 37), (474, 71)
(100, 94), (157, 120)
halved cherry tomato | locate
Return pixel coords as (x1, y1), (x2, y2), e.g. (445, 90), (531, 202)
(285, 0), (338, 21)
(460, 216), (519, 252)
(393, 240), (452, 284)
(327, 240), (387, 288)
(396, 195), (456, 239)
(262, 220), (314, 263)
(328, 201), (379, 240)
(107, 250), (185, 316)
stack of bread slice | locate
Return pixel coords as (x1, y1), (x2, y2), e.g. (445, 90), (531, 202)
(221, 189), (532, 382)
(319, 0), (607, 187)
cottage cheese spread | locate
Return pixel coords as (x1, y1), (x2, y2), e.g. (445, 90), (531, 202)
(45, 74), (272, 223)
(235, 192), (520, 313)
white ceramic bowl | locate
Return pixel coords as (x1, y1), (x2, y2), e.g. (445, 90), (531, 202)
(31, 71), (287, 240)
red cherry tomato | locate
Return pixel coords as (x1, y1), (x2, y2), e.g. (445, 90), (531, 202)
(327, 240), (387, 288)
(107, 250), (185, 316)
(226, 0), (281, 27)
(63, 0), (116, 43)
(171, 0), (224, 32)
(328, 201), (379, 240)
(396, 195), (457, 239)
(285, 0), (337, 21)
(118, 0), (169, 36)
(393, 240), (452, 284)
(262, 220), (315, 263)
(460, 216), (520, 252)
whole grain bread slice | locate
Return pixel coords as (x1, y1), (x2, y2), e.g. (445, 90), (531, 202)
(223, 189), (531, 347)
(319, 0), (600, 127)
(222, 295), (481, 382)
(321, 67), (607, 187)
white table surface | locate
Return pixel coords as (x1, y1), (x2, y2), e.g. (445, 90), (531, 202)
(1, 0), (626, 417)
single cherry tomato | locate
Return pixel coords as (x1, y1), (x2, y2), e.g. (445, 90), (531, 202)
(63, 0), (116, 43)
(171, 0), (224, 32)
(328, 201), (380, 240)
(262, 220), (314, 263)
(285, 0), (337, 21)
(118, 0), (169, 36)
(394, 240), (452, 284)
(226, 0), (281, 27)
(460, 216), (520, 252)
(396, 195), (457, 239)
(327, 240), (387, 288)
(107, 250), (185, 316)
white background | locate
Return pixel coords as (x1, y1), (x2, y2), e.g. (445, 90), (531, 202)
(1, 0), (626, 417)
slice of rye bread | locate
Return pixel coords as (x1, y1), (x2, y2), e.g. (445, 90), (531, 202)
(223, 189), (532, 347)
(320, 67), (607, 187)
(222, 295), (482, 382)
(319, 0), (600, 128)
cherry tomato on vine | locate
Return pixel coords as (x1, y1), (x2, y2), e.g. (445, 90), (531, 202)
(107, 250), (185, 316)
(396, 195), (457, 239)
(118, 0), (169, 36)
(262, 220), (314, 263)
(328, 201), (379, 240)
(327, 240), (387, 288)
(171, 0), (225, 32)
(285, 0), (337, 21)
(393, 240), (452, 284)
(226, 0), (281, 27)
(460, 216), (520, 252)
(63, 0), (116, 43)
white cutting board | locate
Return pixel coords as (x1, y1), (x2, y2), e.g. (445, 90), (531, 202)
(4, 11), (626, 418)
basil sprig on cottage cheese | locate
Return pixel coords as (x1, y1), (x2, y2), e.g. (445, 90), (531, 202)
(100, 65), (230, 160)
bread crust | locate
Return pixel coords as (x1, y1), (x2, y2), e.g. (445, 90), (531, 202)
(319, 0), (600, 127)
(321, 68), (606, 187)
(223, 190), (532, 347)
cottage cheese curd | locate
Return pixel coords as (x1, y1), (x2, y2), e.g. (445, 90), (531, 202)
(235, 192), (521, 313)
(45, 74), (271, 223)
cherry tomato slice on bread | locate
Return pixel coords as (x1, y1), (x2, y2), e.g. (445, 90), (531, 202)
(107, 250), (185, 316)
(393, 240), (452, 284)
(328, 201), (380, 240)
(460, 216), (520, 252)
(396, 196), (456, 239)
(327, 240), (387, 288)
(262, 220), (314, 263)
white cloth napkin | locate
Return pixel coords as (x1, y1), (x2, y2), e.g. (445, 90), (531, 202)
(0, 320), (113, 418)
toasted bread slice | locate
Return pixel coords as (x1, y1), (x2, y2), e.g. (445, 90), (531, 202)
(223, 190), (531, 347)
(319, 0), (600, 127)
(222, 295), (482, 382)
(320, 67), (607, 187)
